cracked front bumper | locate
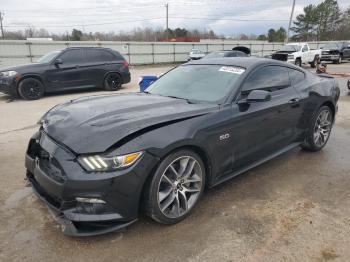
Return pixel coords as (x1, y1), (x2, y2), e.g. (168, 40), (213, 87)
(25, 131), (158, 236)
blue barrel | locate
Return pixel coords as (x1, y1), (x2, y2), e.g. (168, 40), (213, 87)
(139, 76), (158, 92)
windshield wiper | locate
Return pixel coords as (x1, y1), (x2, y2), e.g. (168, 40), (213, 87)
(165, 95), (198, 104)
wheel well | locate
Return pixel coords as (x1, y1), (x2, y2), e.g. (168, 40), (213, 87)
(17, 75), (45, 91)
(138, 145), (213, 214)
(321, 101), (335, 118)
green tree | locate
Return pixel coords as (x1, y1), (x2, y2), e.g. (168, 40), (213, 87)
(267, 28), (276, 42)
(257, 34), (267, 41)
(71, 29), (83, 41)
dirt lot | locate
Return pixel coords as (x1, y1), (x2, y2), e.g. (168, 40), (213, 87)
(0, 63), (349, 262)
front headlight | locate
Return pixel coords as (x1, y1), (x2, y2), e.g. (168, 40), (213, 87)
(1, 70), (18, 77)
(78, 151), (143, 172)
(288, 55), (294, 60)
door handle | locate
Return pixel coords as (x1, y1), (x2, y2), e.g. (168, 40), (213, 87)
(288, 98), (300, 107)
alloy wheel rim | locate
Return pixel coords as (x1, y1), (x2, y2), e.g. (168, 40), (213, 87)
(157, 156), (203, 218)
(107, 74), (121, 89)
(23, 80), (42, 99)
(313, 109), (332, 147)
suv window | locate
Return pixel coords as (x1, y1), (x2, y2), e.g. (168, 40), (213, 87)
(288, 68), (305, 85)
(302, 45), (309, 52)
(59, 49), (84, 64)
(85, 49), (117, 62)
(241, 66), (290, 95)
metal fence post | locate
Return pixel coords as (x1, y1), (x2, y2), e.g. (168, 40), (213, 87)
(26, 42), (33, 63)
(206, 43), (209, 54)
(127, 43), (131, 64)
(151, 43), (155, 64)
(173, 43), (176, 63)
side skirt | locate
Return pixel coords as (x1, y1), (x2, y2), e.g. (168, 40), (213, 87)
(210, 142), (301, 188)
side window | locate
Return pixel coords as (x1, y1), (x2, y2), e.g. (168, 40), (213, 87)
(85, 49), (103, 62)
(302, 45), (308, 52)
(241, 66), (291, 96)
(100, 50), (117, 61)
(288, 68), (305, 86)
(59, 49), (84, 64)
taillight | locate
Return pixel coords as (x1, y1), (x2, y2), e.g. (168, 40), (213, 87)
(123, 60), (129, 68)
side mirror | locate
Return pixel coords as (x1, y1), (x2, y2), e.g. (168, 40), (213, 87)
(238, 90), (271, 105)
(54, 59), (63, 66)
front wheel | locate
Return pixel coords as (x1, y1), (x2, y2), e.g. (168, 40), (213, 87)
(145, 149), (206, 224)
(18, 78), (45, 100)
(104, 73), (122, 91)
(295, 58), (302, 67)
(301, 106), (334, 152)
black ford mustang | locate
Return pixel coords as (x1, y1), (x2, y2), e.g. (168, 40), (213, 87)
(25, 58), (340, 236)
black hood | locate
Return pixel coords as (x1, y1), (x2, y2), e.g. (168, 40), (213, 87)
(0, 63), (48, 74)
(41, 93), (218, 154)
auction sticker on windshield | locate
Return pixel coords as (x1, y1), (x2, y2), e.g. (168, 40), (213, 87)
(219, 66), (245, 74)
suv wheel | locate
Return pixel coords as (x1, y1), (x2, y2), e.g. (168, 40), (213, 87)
(145, 149), (206, 224)
(18, 78), (45, 100)
(104, 73), (122, 91)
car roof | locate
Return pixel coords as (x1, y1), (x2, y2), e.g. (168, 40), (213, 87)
(186, 57), (293, 69)
(64, 47), (113, 51)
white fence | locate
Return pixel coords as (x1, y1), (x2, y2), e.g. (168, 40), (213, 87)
(0, 40), (328, 67)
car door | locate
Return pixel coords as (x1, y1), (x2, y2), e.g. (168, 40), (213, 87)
(229, 65), (302, 171)
(301, 44), (310, 62)
(45, 49), (90, 91)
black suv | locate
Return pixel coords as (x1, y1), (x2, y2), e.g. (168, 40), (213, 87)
(320, 42), (350, 64)
(0, 47), (131, 100)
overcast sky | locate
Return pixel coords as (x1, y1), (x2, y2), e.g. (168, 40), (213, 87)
(1, 0), (350, 36)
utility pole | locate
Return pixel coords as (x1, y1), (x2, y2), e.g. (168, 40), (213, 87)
(165, 2), (169, 40)
(286, 0), (296, 43)
(0, 11), (4, 39)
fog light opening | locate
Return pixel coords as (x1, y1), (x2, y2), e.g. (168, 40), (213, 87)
(75, 197), (106, 204)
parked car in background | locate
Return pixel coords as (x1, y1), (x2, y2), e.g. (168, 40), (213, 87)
(202, 50), (248, 59)
(320, 42), (350, 64)
(348, 79), (350, 90)
(0, 47), (130, 100)
(271, 43), (321, 68)
(26, 57), (339, 236)
(188, 48), (206, 60)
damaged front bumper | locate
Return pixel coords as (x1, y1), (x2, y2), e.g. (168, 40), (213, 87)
(25, 131), (158, 236)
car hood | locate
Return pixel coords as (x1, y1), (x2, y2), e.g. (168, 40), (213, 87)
(0, 63), (48, 73)
(41, 93), (218, 154)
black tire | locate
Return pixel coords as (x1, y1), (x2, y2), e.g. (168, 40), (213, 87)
(336, 55), (342, 64)
(295, 58), (302, 67)
(347, 79), (350, 90)
(301, 106), (334, 152)
(103, 73), (122, 91)
(18, 78), (44, 100)
(145, 149), (206, 225)
(310, 56), (318, 68)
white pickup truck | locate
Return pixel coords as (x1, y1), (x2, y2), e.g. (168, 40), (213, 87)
(271, 43), (322, 68)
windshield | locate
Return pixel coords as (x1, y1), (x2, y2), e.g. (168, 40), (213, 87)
(322, 43), (340, 49)
(37, 51), (60, 63)
(146, 64), (245, 104)
(279, 45), (300, 52)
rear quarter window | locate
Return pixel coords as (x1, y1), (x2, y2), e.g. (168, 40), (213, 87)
(288, 69), (305, 86)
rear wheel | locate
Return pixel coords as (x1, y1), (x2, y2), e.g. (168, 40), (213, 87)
(104, 73), (122, 91)
(145, 149), (206, 224)
(301, 106), (333, 151)
(18, 78), (44, 100)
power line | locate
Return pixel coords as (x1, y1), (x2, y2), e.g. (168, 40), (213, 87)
(3, 17), (164, 28)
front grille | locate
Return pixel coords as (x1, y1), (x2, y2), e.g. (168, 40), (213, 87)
(27, 139), (67, 183)
(271, 53), (288, 61)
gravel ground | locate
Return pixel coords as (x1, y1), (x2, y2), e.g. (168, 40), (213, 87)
(0, 62), (349, 262)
